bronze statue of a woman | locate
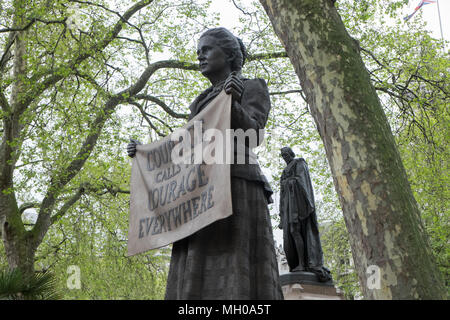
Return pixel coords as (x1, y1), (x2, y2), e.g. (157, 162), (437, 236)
(128, 28), (282, 299)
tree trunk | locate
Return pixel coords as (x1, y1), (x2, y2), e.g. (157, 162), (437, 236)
(2, 212), (37, 278)
(1, 0), (37, 280)
(259, 0), (445, 299)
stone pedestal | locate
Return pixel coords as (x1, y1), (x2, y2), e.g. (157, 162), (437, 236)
(280, 272), (344, 300)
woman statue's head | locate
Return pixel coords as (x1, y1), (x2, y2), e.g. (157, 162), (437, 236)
(197, 27), (247, 81)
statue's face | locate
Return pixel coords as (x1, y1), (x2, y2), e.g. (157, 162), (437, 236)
(281, 151), (293, 164)
(197, 36), (230, 77)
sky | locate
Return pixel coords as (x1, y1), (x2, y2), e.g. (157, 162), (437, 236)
(211, 0), (449, 45)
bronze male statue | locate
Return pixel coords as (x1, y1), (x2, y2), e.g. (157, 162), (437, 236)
(279, 147), (332, 282)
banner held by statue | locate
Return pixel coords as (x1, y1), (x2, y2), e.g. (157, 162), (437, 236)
(127, 90), (233, 256)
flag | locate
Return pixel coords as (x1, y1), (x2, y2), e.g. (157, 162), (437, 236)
(404, 0), (436, 21)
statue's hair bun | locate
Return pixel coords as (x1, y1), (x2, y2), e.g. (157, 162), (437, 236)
(236, 37), (247, 67)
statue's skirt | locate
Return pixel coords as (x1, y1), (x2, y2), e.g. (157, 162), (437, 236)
(165, 177), (283, 300)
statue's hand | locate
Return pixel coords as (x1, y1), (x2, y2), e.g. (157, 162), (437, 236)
(224, 72), (243, 103)
(127, 138), (142, 158)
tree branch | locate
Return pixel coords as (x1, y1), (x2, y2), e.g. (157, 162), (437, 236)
(247, 51), (287, 61)
(0, 32), (16, 73)
(130, 101), (167, 137)
(18, 202), (40, 214)
(231, 0), (253, 17)
(269, 89), (302, 95)
(0, 89), (10, 111)
(49, 185), (86, 225)
(121, 60), (199, 98)
(134, 94), (189, 119)
(0, 18), (66, 33)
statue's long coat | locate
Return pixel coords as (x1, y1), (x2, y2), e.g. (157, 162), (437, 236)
(165, 78), (283, 300)
(279, 158), (324, 270)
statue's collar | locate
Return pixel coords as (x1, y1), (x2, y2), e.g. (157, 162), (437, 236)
(188, 74), (246, 118)
(212, 79), (226, 89)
